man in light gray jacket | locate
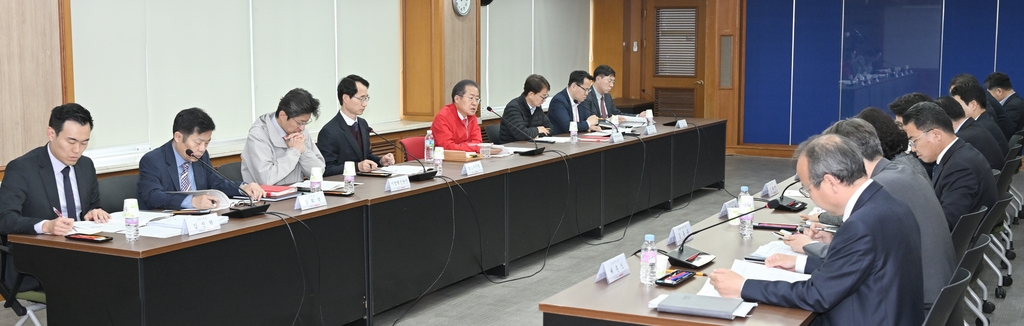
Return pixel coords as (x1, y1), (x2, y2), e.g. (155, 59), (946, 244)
(241, 88), (326, 186)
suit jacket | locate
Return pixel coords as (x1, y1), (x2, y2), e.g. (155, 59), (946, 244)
(1002, 92), (1024, 138)
(984, 92), (1015, 140)
(583, 91), (631, 119)
(137, 140), (243, 210)
(742, 182), (924, 326)
(430, 103), (483, 152)
(932, 139), (999, 230)
(241, 112), (325, 185)
(547, 88), (593, 135)
(499, 95), (553, 144)
(975, 113), (1009, 156)
(803, 159), (955, 307)
(317, 112), (380, 177)
(956, 118), (1005, 170)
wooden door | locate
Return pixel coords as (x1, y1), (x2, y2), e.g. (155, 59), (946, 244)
(643, 0), (705, 118)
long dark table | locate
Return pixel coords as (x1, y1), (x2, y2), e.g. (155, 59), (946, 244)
(8, 117), (726, 325)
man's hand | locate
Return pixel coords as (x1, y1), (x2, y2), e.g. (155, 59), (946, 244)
(619, 116), (628, 123)
(380, 153), (396, 167)
(83, 208), (111, 223)
(637, 111), (648, 118)
(709, 269), (746, 298)
(285, 133), (306, 153)
(358, 159), (378, 172)
(489, 147), (503, 154)
(799, 211), (821, 222)
(806, 222), (834, 244)
(586, 115), (599, 127)
(782, 234), (813, 253)
(537, 126), (550, 136)
(242, 183), (265, 201)
(765, 254), (797, 271)
(588, 125), (603, 132)
(43, 217), (75, 235)
(192, 194), (220, 209)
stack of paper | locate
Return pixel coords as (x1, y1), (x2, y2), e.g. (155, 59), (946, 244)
(746, 240), (805, 261)
(697, 260), (811, 297)
(72, 211), (173, 234)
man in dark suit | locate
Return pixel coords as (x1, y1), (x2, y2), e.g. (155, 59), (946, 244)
(949, 83), (1009, 154)
(137, 108), (265, 210)
(903, 102), (999, 230)
(317, 74), (395, 176)
(547, 70), (599, 135)
(952, 73), (1015, 139)
(0, 103), (111, 290)
(934, 97), (1005, 170)
(498, 74), (553, 144)
(710, 134), (925, 325)
(583, 65), (647, 123)
(986, 72), (1024, 138)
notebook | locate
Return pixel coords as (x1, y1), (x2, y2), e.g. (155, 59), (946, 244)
(656, 293), (744, 320)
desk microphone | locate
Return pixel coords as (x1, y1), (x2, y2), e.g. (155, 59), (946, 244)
(665, 203), (772, 268)
(773, 179), (808, 212)
(643, 88), (682, 127)
(184, 149), (270, 218)
(367, 128), (437, 181)
(485, 106), (545, 156)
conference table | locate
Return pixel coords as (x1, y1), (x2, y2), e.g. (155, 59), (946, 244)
(539, 181), (817, 325)
(8, 117), (726, 325)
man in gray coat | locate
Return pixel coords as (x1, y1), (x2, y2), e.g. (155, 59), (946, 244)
(241, 88), (326, 186)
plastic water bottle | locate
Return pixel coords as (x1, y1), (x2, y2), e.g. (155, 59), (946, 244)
(123, 198), (140, 242)
(342, 175), (355, 194)
(310, 167), (323, 193)
(739, 185), (754, 239)
(424, 130), (435, 169)
(569, 122), (579, 144)
(732, 186), (752, 226)
(433, 147), (444, 177)
(639, 234), (658, 285)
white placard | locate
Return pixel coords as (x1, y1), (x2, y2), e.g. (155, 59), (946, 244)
(461, 161), (484, 176)
(644, 125), (658, 135)
(667, 221), (694, 246)
(719, 198), (738, 218)
(183, 214), (221, 236)
(594, 253), (631, 284)
(760, 179), (779, 198)
(609, 132), (625, 143)
(294, 192), (328, 210)
(676, 119), (688, 128)
(384, 175), (412, 192)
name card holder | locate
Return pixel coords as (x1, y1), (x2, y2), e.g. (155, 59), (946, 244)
(761, 179), (779, 198)
(609, 132), (625, 143)
(666, 221), (693, 246)
(594, 253), (631, 284)
(676, 119), (688, 128)
(183, 215), (221, 236)
(384, 175), (412, 192)
(294, 192), (328, 210)
(719, 198), (738, 218)
(644, 125), (658, 135)
(461, 161), (484, 176)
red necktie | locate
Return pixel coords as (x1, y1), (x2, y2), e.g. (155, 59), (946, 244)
(600, 97), (608, 118)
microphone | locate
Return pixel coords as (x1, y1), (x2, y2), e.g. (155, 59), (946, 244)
(772, 179), (808, 212)
(367, 128), (437, 181)
(665, 203), (771, 268)
(643, 88), (681, 127)
(184, 149), (270, 218)
(485, 106), (545, 156)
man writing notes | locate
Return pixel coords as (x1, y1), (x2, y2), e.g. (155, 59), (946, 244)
(318, 75), (395, 175)
(498, 74), (554, 143)
(584, 65), (646, 123)
(241, 88), (325, 185)
(431, 79), (501, 155)
(710, 134), (925, 325)
(548, 70), (600, 135)
(0, 104), (111, 290)
(137, 108), (265, 210)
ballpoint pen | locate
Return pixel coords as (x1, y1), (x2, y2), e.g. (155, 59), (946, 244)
(52, 207), (79, 233)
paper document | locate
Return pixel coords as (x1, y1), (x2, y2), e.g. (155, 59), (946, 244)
(291, 180), (347, 191)
(784, 189), (806, 198)
(535, 137), (571, 143)
(135, 225), (183, 238)
(698, 259), (811, 297)
(746, 241), (805, 260)
(73, 211), (173, 234)
(167, 190), (231, 210)
(503, 146), (538, 154)
(380, 165), (427, 175)
(583, 131), (611, 137)
(147, 214), (228, 229)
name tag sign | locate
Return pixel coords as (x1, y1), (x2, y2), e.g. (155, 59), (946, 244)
(594, 253), (631, 284)
(675, 119), (688, 128)
(719, 198), (738, 218)
(384, 175), (412, 192)
(667, 221), (693, 246)
(760, 179), (779, 198)
(644, 125), (658, 135)
(183, 215), (221, 236)
(609, 132), (625, 143)
(461, 161), (484, 176)
(294, 192), (328, 210)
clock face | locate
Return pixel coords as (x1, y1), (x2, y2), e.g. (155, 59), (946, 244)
(453, 0), (472, 16)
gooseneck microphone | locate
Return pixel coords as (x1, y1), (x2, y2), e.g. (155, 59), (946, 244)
(185, 149), (270, 218)
(772, 179), (808, 212)
(665, 202), (772, 267)
(367, 128), (437, 181)
(485, 106), (545, 156)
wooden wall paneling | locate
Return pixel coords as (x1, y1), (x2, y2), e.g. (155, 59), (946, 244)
(442, 0), (479, 113)
(591, 0), (626, 99)
(703, 0), (719, 120)
(621, 0), (644, 99)
(401, 0), (444, 121)
(59, 0), (74, 103)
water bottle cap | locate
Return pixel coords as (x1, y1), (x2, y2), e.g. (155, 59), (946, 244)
(644, 234), (655, 241)
(740, 186), (748, 192)
(426, 130), (432, 135)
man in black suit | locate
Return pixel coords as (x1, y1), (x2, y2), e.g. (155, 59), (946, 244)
(498, 74), (553, 144)
(710, 134), (925, 325)
(548, 70), (599, 135)
(317, 74), (395, 176)
(934, 97), (1005, 170)
(0, 103), (111, 290)
(986, 72), (1024, 138)
(952, 73), (1014, 139)
(949, 82), (1009, 155)
(903, 102), (999, 230)
(137, 108), (265, 210)
(583, 65), (647, 123)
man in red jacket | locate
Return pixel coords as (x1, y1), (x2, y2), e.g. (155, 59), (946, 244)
(431, 79), (501, 154)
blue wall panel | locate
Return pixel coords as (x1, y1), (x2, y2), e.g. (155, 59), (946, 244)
(996, 0), (1024, 81)
(941, 0), (997, 93)
(743, 0), (793, 145)
(791, 0), (844, 144)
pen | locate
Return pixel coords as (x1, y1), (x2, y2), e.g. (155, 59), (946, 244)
(52, 207), (79, 233)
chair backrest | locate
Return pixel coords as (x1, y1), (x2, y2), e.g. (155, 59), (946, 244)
(216, 162), (244, 182)
(1009, 135), (1023, 149)
(922, 267), (972, 326)
(98, 174), (139, 213)
(1004, 144), (1022, 163)
(996, 157), (1021, 194)
(973, 193), (1013, 240)
(958, 234), (991, 276)
(485, 124), (502, 145)
(399, 136), (426, 161)
(951, 206), (986, 263)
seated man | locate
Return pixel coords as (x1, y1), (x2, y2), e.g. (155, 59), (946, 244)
(949, 82), (1009, 156)
(318, 75), (395, 175)
(985, 72), (1023, 139)
(548, 70), (600, 135)
(934, 96), (1005, 170)
(584, 65), (646, 122)
(499, 74), (553, 144)
(241, 88), (325, 185)
(710, 134), (925, 325)
(430, 79), (500, 155)
(0, 103), (111, 290)
(138, 108), (265, 210)
(902, 102), (998, 230)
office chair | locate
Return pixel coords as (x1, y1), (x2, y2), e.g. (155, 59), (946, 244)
(0, 244), (45, 326)
(399, 136), (426, 162)
(216, 162), (244, 182)
(484, 124), (501, 145)
(98, 174), (138, 213)
(923, 268), (971, 326)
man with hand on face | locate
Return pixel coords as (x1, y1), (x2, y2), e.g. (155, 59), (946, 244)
(318, 75), (395, 175)
(241, 88), (325, 185)
(431, 79), (502, 155)
(499, 74), (554, 143)
(137, 108), (265, 210)
(549, 70), (601, 135)
(584, 65), (646, 123)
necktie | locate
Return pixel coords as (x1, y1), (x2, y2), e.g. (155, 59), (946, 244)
(462, 118), (469, 135)
(600, 97), (608, 118)
(931, 162), (940, 180)
(180, 162), (192, 191)
(572, 103), (579, 122)
(351, 122), (363, 156)
(61, 166), (77, 220)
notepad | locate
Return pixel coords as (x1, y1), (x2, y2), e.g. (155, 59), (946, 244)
(655, 293), (745, 320)
(697, 259), (811, 297)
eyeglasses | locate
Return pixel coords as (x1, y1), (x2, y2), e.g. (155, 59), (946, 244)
(576, 83), (592, 94)
(536, 93), (550, 100)
(353, 95), (370, 103)
(462, 95), (482, 103)
(908, 129), (932, 148)
(798, 186), (810, 198)
(291, 118), (312, 126)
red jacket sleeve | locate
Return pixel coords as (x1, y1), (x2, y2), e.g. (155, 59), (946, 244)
(431, 115), (478, 152)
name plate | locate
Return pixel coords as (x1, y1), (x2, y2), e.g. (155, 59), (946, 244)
(294, 192), (328, 210)
(643, 125), (658, 135)
(594, 253), (631, 284)
(183, 214), (221, 236)
(666, 221), (693, 246)
(719, 198), (738, 218)
(461, 161), (484, 176)
(760, 179), (779, 198)
(384, 175), (412, 192)
(609, 132), (625, 143)
(675, 119), (688, 128)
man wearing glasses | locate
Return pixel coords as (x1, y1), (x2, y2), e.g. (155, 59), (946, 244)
(584, 65), (646, 123)
(318, 74), (396, 175)
(431, 79), (501, 154)
(548, 70), (601, 135)
(498, 74), (554, 144)
(241, 88), (326, 185)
